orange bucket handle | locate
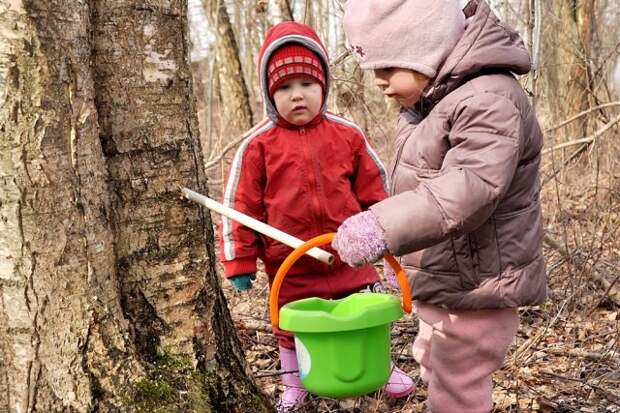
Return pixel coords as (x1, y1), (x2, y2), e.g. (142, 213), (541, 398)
(269, 232), (412, 328)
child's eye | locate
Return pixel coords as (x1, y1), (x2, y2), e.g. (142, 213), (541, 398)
(279, 84), (291, 90)
(302, 81), (313, 87)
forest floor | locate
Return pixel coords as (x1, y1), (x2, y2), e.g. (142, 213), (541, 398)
(219, 245), (619, 412)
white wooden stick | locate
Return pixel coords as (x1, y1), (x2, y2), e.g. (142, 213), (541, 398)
(181, 188), (335, 265)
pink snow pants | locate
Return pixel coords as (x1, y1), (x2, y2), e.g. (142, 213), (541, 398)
(412, 301), (519, 413)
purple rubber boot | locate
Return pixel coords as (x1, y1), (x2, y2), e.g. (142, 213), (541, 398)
(383, 362), (415, 398)
(277, 346), (308, 412)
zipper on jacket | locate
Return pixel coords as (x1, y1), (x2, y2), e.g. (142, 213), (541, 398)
(390, 110), (423, 194)
(300, 130), (323, 233)
(310, 140), (327, 233)
(390, 137), (408, 195)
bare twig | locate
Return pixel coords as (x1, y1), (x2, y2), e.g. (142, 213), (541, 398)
(205, 131), (247, 169)
(544, 102), (620, 133)
(539, 370), (620, 403)
(508, 299), (567, 367)
(593, 264), (620, 307)
(278, 0), (294, 21)
(543, 143), (589, 186)
(544, 347), (619, 362)
(331, 49), (350, 67)
(542, 113), (620, 156)
(543, 113), (620, 186)
(544, 234), (620, 306)
(255, 369), (298, 378)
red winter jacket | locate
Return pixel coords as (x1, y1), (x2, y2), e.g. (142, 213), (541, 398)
(220, 22), (388, 281)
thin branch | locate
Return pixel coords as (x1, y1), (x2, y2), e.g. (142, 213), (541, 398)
(278, 0), (294, 21)
(205, 131), (247, 169)
(508, 299), (567, 367)
(333, 0), (344, 13)
(545, 101), (620, 133)
(542, 136), (595, 155)
(331, 49), (350, 67)
(254, 369), (298, 378)
(544, 234), (620, 306)
(539, 370), (620, 403)
(542, 113), (620, 156)
(543, 143), (590, 186)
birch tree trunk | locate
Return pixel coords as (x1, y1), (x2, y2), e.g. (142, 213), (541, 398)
(0, 1), (140, 410)
(204, 0), (255, 135)
(0, 1), (273, 411)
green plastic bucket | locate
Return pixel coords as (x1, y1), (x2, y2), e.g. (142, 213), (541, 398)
(280, 293), (403, 398)
(270, 233), (412, 399)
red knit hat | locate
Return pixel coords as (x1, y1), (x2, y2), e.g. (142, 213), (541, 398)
(267, 43), (326, 97)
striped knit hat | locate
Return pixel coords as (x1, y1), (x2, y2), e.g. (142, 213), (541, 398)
(267, 43), (326, 97)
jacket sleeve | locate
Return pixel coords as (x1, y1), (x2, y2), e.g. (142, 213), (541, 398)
(351, 130), (389, 209)
(220, 140), (265, 277)
(370, 94), (521, 256)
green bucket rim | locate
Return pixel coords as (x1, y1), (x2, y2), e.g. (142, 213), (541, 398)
(279, 293), (403, 333)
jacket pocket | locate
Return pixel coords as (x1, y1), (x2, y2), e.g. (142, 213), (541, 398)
(401, 239), (458, 274)
(494, 202), (543, 270)
(471, 219), (501, 276)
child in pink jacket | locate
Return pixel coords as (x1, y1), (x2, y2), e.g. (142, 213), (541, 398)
(332, 1), (547, 412)
(220, 22), (414, 411)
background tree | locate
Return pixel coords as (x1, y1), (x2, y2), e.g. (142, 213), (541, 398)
(204, 0), (255, 138)
(543, 0), (597, 140)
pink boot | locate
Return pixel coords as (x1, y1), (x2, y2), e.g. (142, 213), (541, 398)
(277, 346), (308, 412)
(382, 362), (415, 398)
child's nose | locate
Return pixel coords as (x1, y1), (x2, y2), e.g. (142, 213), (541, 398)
(291, 88), (304, 100)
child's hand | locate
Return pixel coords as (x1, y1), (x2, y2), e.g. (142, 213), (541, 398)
(332, 211), (387, 266)
(229, 273), (256, 291)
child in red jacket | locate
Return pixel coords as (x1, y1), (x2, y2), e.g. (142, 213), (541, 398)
(220, 22), (414, 411)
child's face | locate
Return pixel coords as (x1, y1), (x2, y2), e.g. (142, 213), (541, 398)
(373, 68), (430, 108)
(272, 76), (323, 126)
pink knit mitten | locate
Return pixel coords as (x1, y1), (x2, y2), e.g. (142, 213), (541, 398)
(383, 259), (398, 287)
(332, 211), (387, 267)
